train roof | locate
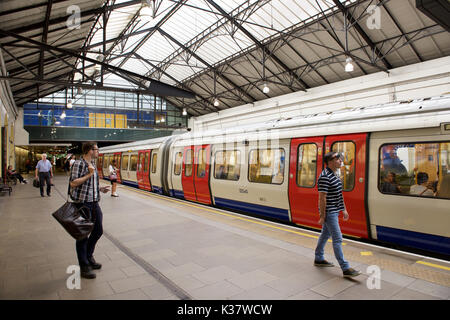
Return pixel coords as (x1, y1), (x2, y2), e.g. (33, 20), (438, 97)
(99, 135), (174, 153)
(101, 94), (450, 151)
(173, 94), (450, 146)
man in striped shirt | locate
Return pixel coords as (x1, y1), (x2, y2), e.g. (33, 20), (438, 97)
(314, 151), (361, 278)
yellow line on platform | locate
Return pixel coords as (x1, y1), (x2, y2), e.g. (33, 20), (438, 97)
(116, 184), (321, 240)
(416, 261), (450, 271)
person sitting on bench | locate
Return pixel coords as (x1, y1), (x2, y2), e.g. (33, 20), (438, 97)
(7, 165), (27, 184)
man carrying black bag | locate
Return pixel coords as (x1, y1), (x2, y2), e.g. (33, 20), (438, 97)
(69, 142), (110, 279)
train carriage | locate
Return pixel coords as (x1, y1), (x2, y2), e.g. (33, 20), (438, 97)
(99, 95), (450, 257)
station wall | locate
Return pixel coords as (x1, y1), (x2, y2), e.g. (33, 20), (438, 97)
(189, 56), (450, 132)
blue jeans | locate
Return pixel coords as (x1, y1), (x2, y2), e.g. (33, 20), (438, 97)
(75, 202), (103, 266)
(314, 211), (350, 271)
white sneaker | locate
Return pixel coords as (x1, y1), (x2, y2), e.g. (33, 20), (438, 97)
(111, 193), (119, 197)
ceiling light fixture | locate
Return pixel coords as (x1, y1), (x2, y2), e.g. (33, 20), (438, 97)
(263, 83), (270, 94)
(214, 98), (219, 107)
(343, 11), (354, 73)
(60, 111), (66, 119)
(345, 57), (354, 72)
(67, 99), (72, 109)
(94, 53), (103, 71)
(182, 108), (187, 116)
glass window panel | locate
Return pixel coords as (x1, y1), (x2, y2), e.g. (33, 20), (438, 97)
(144, 152), (149, 172)
(174, 152), (182, 175)
(214, 150), (241, 181)
(121, 155), (129, 171)
(248, 148), (285, 184)
(332, 142), (355, 191)
(137, 153), (142, 171)
(151, 152), (158, 173)
(379, 142), (450, 199)
(185, 149), (193, 177)
(297, 144), (317, 187)
(130, 155), (138, 171)
(197, 148), (207, 178)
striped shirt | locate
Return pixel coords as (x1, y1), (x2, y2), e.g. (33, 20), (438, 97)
(69, 158), (100, 203)
(318, 167), (345, 213)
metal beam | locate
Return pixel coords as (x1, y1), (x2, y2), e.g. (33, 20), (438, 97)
(0, 1), (141, 39)
(318, 21), (367, 75)
(39, 0), (53, 80)
(158, 28), (256, 103)
(380, 2), (423, 62)
(0, 0), (66, 17)
(332, 0), (392, 70)
(0, 75), (182, 96)
(133, 53), (218, 114)
(0, 28), (196, 98)
(115, 1), (186, 70)
(206, 0), (308, 91)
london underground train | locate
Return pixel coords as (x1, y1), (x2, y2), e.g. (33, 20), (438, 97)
(98, 95), (450, 258)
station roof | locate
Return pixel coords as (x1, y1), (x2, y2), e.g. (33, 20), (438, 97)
(1, 0), (449, 116)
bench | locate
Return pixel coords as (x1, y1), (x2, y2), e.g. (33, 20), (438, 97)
(0, 183), (12, 196)
(6, 173), (18, 185)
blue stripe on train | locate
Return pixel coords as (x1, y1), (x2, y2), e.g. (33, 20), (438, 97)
(170, 189), (184, 199)
(213, 197), (289, 221)
(376, 225), (450, 256)
(121, 180), (139, 188)
(152, 186), (163, 194)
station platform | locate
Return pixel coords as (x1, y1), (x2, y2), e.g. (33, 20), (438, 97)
(1, 174), (449, 300)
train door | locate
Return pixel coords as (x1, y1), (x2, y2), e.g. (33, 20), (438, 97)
(97, 154), (104, 178)
(114, 152), (122, 183)
(137, 151), (144, 187)
(137, 150), (151, 191)
(289, 136), (324, 228)
(194, 145), (212, 204)
(121, 153), (130, 181)
(324, 133), (368, 238)
(181, 146), (196, 201)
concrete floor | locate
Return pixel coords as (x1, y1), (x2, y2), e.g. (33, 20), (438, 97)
(0, 174), (449, 300)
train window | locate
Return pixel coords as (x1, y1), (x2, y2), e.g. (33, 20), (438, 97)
(121, 155), (129, 171)
(248, 148), (285, 185)
(297, 144), (317, 188)
(144, 152), (149, 172)
(214, 150), (241, 181)
(174, 152), (183, 175)
(197, 148), (207, 178)
(137, 153), (143, 171)
(185, 149), (193, 177)
(151, 152), (158, 173)
(103, 155), (108, 169)
(379, 142), (450, 199)
(130, 155), (138, 171)
(331, 141), (355, 191)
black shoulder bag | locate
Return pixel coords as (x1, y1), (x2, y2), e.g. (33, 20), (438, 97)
(51, 167), (94, 240)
